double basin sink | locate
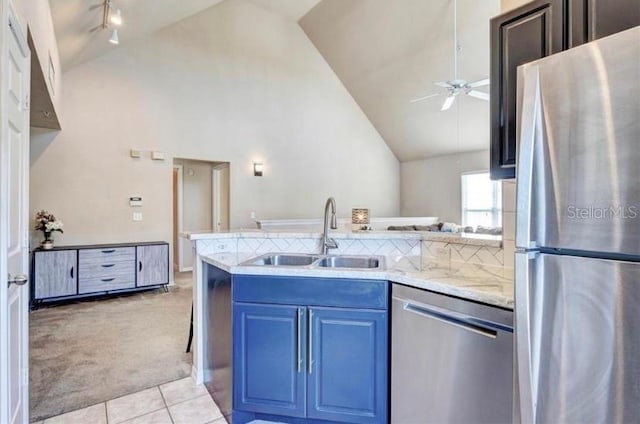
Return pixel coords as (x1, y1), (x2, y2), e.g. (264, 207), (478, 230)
(241, 253), (384, 270)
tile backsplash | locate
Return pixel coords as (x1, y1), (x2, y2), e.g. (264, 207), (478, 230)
(196, 233), (510, 275)
(422, 240), (505, 269)
(502, 179), (516, 271)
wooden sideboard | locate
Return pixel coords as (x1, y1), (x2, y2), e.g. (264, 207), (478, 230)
(31, 241), (169, 308)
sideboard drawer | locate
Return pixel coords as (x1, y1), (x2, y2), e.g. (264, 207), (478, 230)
(79, 260), (135, 280)
(79, 247), (135, 263)
(79, 275), (135, 294)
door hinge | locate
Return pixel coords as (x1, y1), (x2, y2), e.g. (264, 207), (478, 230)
(22, 367), (28, 386)
(23, 94), (30, 110)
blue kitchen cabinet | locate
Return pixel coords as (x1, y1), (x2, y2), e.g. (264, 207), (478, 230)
(232, 275), (389, 424)
(233, 302), (307, 418)
(308, 307), (388, 424)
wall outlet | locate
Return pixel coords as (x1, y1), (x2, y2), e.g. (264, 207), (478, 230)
(250, 211), (256, 220)
(133, 212), (143, 222)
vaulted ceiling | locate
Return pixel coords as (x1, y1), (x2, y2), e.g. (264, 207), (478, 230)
(50, 0), (228, 70)
(50, 0), (498, 162)
(51, 0), (323, 71)
(300, 0), (500, 161)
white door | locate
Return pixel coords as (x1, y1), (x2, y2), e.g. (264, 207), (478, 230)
(0, 2), (30, 424)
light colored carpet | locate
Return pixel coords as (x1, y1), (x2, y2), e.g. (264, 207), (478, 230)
(29, 272), (193, 422)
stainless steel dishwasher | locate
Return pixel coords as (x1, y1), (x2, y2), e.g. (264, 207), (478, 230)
(391, 284), (513, 424)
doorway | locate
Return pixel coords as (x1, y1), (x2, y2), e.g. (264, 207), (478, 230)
(173, 159), (230, 272)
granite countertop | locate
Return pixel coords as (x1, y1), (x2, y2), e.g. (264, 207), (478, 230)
(185, 229), (502, 247)
(200, 252), (514, 310)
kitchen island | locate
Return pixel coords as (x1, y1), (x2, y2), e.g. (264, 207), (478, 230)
(186, 230), (514, 423)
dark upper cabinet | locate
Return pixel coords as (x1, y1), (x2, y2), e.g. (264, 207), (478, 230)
(490, 0), (640, 180)
(490, 0), (561, 180)
(567, 0), (640, 48)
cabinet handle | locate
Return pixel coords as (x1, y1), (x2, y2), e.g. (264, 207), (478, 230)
(308, 309), (313, 374)
(70, 266), (74, 279)
(139, 261), (143, 272)
(101, 264), (115, 268)
(297, 308), (304, 373)
(101, 278), (115, 282)
(101, 249), (116, 254)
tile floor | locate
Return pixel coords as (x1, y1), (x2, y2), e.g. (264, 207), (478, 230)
(32, 377), (228, 424)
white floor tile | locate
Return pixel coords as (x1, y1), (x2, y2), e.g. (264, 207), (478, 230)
(207, 417), (229, 424)
(159, 377), (208, 406)
(120, 408), (172, 424)
(106, 387), (166, 424)
(169, 394), (222, 424)
(43, 403), (106, 424)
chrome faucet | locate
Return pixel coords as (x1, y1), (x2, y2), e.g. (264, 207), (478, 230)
(322, 197), (338, 255)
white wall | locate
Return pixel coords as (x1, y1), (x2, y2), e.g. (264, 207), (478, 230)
(400, 150), (489, 223)
(29, 0), (399, 262)
(500, 0), (531, 12)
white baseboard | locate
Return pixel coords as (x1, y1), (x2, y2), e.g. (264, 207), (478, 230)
(191, 364), (202, 385)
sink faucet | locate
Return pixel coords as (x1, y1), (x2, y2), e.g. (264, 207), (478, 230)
(322, 197), (338, 254)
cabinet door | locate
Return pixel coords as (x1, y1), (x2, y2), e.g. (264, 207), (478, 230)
(307, 307), (388, 424)
(233, 302), (306, 418)
(490, 0), (561, 180)
(567, 0), (640, 48)
(136, 244), (168, 287)
(34, 250), (77, 299)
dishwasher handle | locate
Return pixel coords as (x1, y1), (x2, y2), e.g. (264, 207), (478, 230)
(402, 300), (499, 339)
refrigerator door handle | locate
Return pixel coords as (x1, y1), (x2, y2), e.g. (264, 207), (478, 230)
(516, 252), (537, 424)
(516, 64), (541, 249)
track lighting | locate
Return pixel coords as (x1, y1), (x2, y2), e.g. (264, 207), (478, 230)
(103, 1), (123, 45)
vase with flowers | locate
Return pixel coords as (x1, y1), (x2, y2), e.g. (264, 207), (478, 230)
(34, 210), (64, 249)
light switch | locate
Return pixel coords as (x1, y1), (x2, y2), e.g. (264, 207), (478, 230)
(151, 151), (165, 161)
(133, 212), (143, 222)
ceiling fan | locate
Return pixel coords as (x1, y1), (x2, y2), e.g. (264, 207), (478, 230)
(410, 0), (490, 111)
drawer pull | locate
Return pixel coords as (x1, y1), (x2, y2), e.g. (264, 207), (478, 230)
(101, 264), (115, 268)
(101, 249), (116, 254)
(139, 261), (143, 272)
(101, 277), (115, 282)
(70, 266), (74, 279)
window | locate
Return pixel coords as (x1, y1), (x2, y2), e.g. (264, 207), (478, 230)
(461, 172), (502, 229)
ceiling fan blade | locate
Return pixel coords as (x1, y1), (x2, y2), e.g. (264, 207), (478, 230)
(467, 90), (490, 101)
(467, 78), (490, 88)
(441, 95), (456, 111)
(410, 92), (443, 103)
(434, 81), (451, 88)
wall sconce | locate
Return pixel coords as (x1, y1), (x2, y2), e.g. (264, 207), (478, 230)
(253, 162), (264, 177)
(352, 208), (370, 231)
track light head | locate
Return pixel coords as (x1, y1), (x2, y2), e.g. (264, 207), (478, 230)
(109, 29), (119, 45)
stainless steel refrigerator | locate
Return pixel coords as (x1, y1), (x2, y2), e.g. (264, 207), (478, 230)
(515, 26), (640, 423)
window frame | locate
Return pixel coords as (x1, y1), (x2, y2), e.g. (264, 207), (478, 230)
(461, 171), (502, 229)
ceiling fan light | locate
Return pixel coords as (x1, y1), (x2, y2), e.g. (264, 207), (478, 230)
(110, 9), (122, 26)
(109, 28), (119, 45)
